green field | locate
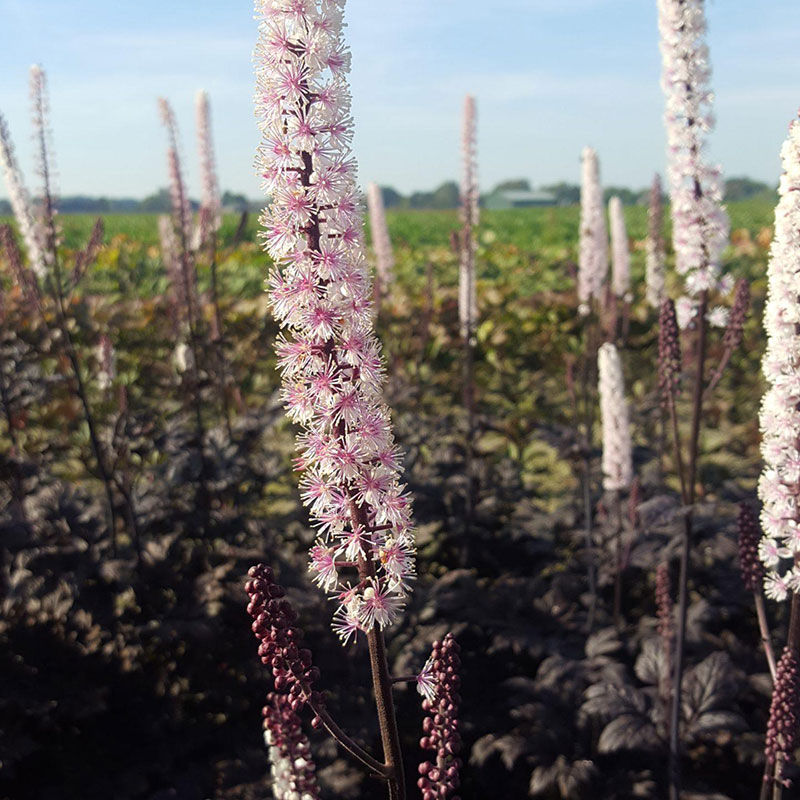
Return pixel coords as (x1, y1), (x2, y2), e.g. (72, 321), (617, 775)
(0, 199), (777, 300)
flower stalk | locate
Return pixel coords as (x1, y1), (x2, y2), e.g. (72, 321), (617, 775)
(253, 2), (418, 795)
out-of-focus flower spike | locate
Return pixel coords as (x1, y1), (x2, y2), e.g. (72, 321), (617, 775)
(578, 147), (607, 314)
(71, 217), (104, 287)
(608, 196), (631, 300)
(158, 98), (193, 251)
(0, 224), (43, 311)
(96, 334), (116, 393)
(757, 113), (800, 598)
(29, 64), (59, 268)
(0, 113), (46, 278)
(366, 182), (394, 298)
(658, 298), (681, 408)
(195, 90), (222, 242)
(598, 342), (633, 492)
(459, 94), (478, 338)
(646, 174), (666, 309)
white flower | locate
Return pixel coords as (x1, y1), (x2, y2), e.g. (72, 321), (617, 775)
(416, 656), (437, 703)
(608, 196), (631, 298)
(657, 0), (729, 299)
(577, 147), (608, 307)
(757, 112), (800, 600)
(706, 305), (729, 328)
(598, 343), (633, 491)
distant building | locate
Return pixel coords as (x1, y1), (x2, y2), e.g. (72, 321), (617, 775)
(484, 188), (558, 209)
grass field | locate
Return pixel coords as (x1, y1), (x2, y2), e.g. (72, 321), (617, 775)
(0, 199), (777, 300)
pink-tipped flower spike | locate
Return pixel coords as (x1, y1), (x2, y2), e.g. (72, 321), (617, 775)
(0, 114), (45, 279)
(657, 0), (729, 319)
(758, 113), (800, 602)
(459, 94), (478, 339)
(195, 90), (222, 241)
(29, 64), (59, 270)
(158, 98), (193, 252)
(366, 182), (394, 296)
(764, 646), (800, 787)
(608, 196), (631, 301)
(254, 0), (416, 640)
(418, 634), (462, 800)
(646, 174), (666, 309)
(0, 224), (42, 312)
(262, 693), (321, 800)
(96, 334), (116, 393)
(578, 147), (607, 315)
(598, 342), (633, 492)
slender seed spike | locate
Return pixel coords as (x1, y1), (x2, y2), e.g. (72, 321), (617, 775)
(658, 298), (681, 408)
(646, 174), (666, 309)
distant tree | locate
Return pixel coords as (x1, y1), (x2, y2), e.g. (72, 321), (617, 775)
(724, 176), (776, 202)
(408, 181), (460, 210)
(59, 196), (112, 213)
(603, 187), (639, 205)
(379, 186), (405, 208)
(491, 178), (531, 193)
(140, 188), (173, 213)
(431, 181), (460, 209)
(0, 199), (12, 215)
(221, 190), (249, 211)
(541, 182), (581, 205)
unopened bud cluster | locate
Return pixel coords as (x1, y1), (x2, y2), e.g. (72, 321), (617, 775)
(723, 279), (750, 352)
(658, 298), (682, 407)
(246, 564), (324, 720)
(263, 693), (320, 800)
(655, 563), (674, 644)
(737, 503), (764, 594)
(418, 634), (462, 800)
(764, 646), (800, 784)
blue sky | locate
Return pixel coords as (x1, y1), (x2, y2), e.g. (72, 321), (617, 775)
(1, 0), (798, 200)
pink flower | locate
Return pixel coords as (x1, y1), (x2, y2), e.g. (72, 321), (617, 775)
(657, 0), (729, 304)
(459, 94), (479, 337)
(758, 113), (800, 599)
(254, 0), (416, 636)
